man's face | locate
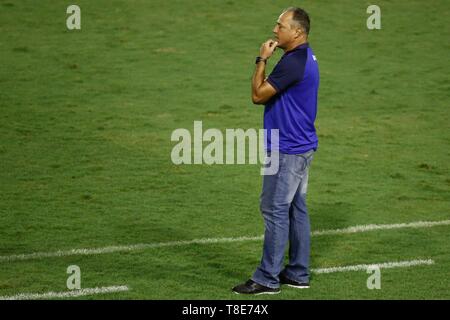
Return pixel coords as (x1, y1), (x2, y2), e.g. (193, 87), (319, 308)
(272, 11), (300, 49)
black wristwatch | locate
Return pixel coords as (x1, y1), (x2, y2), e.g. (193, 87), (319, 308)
(255, 56), (267, 64)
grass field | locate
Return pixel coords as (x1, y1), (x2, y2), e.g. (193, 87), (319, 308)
(0, 0), (449, 300)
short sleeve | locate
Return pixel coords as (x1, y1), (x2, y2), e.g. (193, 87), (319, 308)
(267, 50), (307, 93)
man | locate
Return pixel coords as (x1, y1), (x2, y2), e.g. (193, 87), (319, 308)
(232, 7), (319, 295)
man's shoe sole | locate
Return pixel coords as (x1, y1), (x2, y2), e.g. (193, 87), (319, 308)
(256, 290), (280, 295)
(286, 284), (309, 289)
(233, 290), (280, 295)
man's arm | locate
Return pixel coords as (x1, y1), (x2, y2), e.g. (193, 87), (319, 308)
(251, 40), (278, 105)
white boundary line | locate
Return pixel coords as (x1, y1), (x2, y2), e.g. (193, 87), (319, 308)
(312, 259), (434, 274)
(1, 219), (449, 263)
(311, 220), (450, 236)
(0, 285), (129, 300)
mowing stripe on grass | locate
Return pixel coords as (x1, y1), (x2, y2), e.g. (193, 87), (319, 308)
(0, 285), (129, 300)
(1, 219), (449, 263)
(312, 259), (434, 274)
(0, 235), (264, 263)
(0, 259), (434, 299)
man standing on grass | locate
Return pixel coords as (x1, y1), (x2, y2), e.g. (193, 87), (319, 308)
(233, 7), (319, 295)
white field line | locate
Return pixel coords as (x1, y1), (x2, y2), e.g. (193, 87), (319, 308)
(0, 285), (129, 300)
(312, 259), (435, 274)
(311, 219), (450, 236)
(1, 219), (449, 263)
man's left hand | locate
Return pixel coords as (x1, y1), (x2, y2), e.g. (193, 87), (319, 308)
(260, 39), (279, 60)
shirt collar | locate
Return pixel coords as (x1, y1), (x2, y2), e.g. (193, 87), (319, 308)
(284, 42), (309, 55)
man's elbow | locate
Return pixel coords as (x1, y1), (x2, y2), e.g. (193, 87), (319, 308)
(252, 94), (266, 105)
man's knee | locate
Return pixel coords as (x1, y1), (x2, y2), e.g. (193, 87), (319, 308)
(260, 200), (291, 217)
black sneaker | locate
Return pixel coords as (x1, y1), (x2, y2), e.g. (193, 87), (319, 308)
(279, 273), (310, 289)
(232, 279), (280, 295)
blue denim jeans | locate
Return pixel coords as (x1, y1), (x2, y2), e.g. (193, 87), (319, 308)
(252, 150), (314, 288)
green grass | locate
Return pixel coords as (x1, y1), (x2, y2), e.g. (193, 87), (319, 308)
(0, 0), (449, 299)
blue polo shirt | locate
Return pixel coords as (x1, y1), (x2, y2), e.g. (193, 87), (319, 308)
(264, 42), (319, 154)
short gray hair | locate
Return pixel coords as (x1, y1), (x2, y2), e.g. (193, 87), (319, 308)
(283, 7), (310, 35)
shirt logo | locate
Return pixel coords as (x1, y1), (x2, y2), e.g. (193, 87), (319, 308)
(312, 55), (317, 61)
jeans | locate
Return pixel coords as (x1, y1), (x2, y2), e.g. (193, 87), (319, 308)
(252, 150), (314, 288)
